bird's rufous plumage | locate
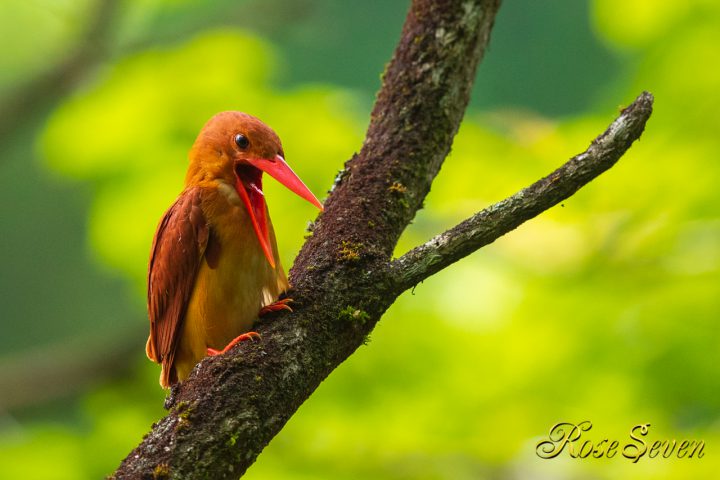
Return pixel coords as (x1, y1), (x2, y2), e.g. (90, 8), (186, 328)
(146, 112), (322, 387)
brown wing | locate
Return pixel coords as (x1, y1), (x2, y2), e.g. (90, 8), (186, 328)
(146, 187), (209, 387)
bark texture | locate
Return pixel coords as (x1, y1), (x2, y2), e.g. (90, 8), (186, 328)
(113, 0), (653, 478)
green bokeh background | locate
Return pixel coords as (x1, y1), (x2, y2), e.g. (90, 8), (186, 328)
(1, 0), (718, 478)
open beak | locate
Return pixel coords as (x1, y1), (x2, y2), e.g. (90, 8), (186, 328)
(234, 155), (323, 268)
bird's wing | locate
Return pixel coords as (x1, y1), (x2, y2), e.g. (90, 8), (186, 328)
(146, 186), (209, 386)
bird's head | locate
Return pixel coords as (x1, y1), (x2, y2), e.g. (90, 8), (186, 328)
(187, 111), (323, 268)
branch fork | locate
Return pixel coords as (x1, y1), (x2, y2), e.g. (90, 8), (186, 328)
(113, 0), (653, 477)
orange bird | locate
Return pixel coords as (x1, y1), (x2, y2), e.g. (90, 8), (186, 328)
(145, 112), (323, 388)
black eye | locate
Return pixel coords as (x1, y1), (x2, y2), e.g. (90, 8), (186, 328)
(234, 133), (250, 149)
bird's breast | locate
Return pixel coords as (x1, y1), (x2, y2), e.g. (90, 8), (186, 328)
(176, 183), (284, 370)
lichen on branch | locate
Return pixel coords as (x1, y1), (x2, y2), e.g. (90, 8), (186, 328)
(112, 0), (653, 478)
(390, 91), (654, 291)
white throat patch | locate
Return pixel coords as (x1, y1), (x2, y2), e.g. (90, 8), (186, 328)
(217, 180), (242, 207)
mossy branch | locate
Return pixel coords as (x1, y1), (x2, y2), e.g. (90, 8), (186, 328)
(390, 91), (654, 291)
(112, 0), (653, 478)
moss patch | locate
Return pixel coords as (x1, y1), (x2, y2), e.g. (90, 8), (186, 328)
(338, 306), (371, 325)
(338, 241), (363, 262)
(388, 181), (407, 194)
(152, 463), (170, 480)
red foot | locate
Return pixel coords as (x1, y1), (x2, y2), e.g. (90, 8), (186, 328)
(259, 298), (293, 316)
(206, 331), (261, 356)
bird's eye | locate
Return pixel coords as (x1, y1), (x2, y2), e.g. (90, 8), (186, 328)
(234, 133), (250, 149)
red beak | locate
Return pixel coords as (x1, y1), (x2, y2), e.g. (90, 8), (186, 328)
(234, 155), (323, 268)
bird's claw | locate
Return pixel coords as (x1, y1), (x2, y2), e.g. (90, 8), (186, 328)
(259, 297), (293, 316)
(206, 331), (261, 356)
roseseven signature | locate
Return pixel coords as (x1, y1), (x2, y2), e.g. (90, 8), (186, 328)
(536, 422), (705, 462)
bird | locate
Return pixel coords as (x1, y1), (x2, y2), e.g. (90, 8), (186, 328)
(145, 111), (323, 388)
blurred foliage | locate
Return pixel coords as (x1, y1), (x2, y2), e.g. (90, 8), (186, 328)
(0, 0), (92, 93)
(1, 0), (719, 479)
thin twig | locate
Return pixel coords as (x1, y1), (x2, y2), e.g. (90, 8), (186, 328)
(389, 91), (654, 292)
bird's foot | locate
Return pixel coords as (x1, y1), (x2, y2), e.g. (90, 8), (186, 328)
(206, 331), (261, 356)
(259, 298), (293, 316)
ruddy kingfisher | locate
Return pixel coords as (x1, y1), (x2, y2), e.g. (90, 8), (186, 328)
(145, 112), (323, 388)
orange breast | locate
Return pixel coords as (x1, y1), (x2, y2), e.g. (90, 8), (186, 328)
(171, 182), (288, 382)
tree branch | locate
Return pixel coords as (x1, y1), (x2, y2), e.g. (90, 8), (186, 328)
(112, 0), (653, 478)
(390, 91), (654, 291)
